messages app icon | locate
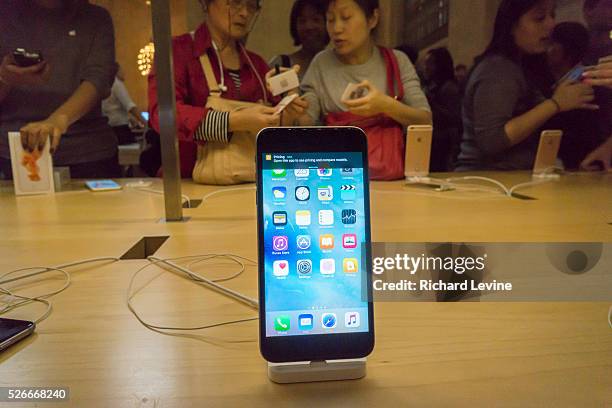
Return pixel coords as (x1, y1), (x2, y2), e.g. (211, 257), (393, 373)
(272, 168), (286, 178)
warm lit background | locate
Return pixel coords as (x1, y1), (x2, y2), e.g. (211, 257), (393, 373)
(91, 0), (586, 112)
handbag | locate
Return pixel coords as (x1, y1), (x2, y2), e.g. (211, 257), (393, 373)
(325, 47), (405, 180)
(192, 53), (259, 185)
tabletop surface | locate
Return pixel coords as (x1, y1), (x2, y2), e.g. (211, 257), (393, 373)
(0, 172), (611, 407)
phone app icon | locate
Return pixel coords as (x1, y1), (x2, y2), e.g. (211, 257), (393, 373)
(343, 258), (359, 273)
(321, 313), (337, 329)
(295, 186), (310, 201)
(342, 234), (357, 249)
(265, 154), (272, 161)
(273, 211), (287, 226)
(272, 187), (287, 201)
(319, 234), (334, 249)
(345, 312), (360, 328)
(294, 168), (310, 178)
(340, 185), (356, 201)
(320, 258), (335, 275)
(296, 235), (311, 250)
(298, 314), (314, 330)
(274, 315), (291, 331)
(272, 236), (288, 251)
(272, 168), (286, 178)
(341, 168), (354, 175)
(318, 210), (334, 226)
(317, 166), (332, 177)
(273, 260), (289, 277)
(297, 259), (312, 276)
(317, 186), (333, 201)
(341, 209), (357, 225)
(296, 210), (311, 226)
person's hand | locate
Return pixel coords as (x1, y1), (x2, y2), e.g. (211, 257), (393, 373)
(580, 136), (612, 172)
(582, 56), (612, 89)
(0, 54), (51, 87)
(230, 105), (280, 135)
(551, 80), (598, 112)
(19, 115), (68, 154)
(128, 108), (146, 128)
(342, 80), (392, 117)
(283, 96), (309, 118)
(265, 64), (301, 95)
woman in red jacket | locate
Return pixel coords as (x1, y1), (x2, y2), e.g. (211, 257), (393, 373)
(148, 0), (306, 178)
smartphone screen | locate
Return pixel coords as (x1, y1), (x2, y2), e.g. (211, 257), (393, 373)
(257, 127), (374, 363)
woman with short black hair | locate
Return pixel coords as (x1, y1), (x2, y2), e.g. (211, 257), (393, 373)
(288, 0), (432, 180)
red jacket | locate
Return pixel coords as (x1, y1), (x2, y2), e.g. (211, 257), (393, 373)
(148, 23), (273, 178)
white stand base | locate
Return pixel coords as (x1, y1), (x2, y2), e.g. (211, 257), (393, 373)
(406, 176), (454, 191)
(532, 172), (561, 180)
(267, 358), (367, 384)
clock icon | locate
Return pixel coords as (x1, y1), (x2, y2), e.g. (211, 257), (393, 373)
(295, 186), (310, 201)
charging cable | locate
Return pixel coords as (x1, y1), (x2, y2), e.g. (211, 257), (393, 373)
(0, 258), (119, 323)
(126, 254), (259, 336)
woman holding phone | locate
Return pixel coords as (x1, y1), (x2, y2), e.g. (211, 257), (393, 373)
(148, 0), (307, 181)
(455, 0), (598, 171)
(287, 0), (431, 180)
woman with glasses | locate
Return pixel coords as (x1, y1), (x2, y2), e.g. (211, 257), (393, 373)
(148, 0), (307, 180)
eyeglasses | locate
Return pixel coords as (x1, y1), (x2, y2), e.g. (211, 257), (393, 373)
(227, 0), (260, 14)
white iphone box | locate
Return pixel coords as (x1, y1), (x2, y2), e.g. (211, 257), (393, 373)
(8, 132), (55, 195)
(267, 69), (300, 97)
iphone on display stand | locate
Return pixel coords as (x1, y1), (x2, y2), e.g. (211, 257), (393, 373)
(256, 127), (374, 383)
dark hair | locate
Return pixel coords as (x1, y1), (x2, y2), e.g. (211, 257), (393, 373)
(290, 0), (329, 46)
(427, 47), (456, 84)
(474, 0), (554, 94)
(325, 0), (379, 18)
(480, 0), (548, 61)
(551, 22), (590, 66)
(396, 44), (419, 65)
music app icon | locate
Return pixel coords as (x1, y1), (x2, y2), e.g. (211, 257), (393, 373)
(345, 312), (360, 328)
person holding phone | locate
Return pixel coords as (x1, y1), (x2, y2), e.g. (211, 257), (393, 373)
(0, 0), (120, 179)
(287, 0), (431, 180)
(544, 22), (606, 170)
(147, 0), (308, 180)
(455, 0), (598, 171)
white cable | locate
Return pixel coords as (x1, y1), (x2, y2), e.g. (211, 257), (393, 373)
(0, 258), (119, 323)
(149, 256), (259, 309)
(126, 255), (259, 335)
(508, 179), (550, 195)
(200, 186), (256, 203)
(133, 187), (192, 208)
(608, 305), (612, 329)
(446, 176), (511, 196)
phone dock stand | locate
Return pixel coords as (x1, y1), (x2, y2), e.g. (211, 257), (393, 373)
(532, 172), (561, 180)
(406, 176), (454, 191)
(267, 358), (366, 384)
